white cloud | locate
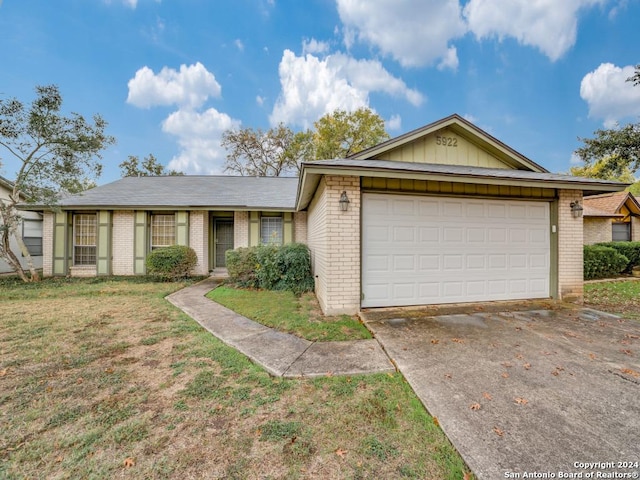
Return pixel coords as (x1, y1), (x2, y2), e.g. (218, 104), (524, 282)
(437, 46), (459, 71)
(302, 38), (330, 55)
(580, 62), (640, 127)
(256, 95), (265, 106)
(463, 0), (605, 61)
(163, 108), (240, 174)
(126, 62), (221, 109)
(234, 39), (244, 52)
(336, 0), (466, 68)
(270, 49), (424, 128)
(386, 114), (402, 131)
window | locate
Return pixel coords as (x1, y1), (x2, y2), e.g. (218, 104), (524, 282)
(73, 214), (97, 265)
(22, 218), (43, 256)
(151, 214), (175, 249)
(260, 216), (283, 245)
(612, 222), (631, 242)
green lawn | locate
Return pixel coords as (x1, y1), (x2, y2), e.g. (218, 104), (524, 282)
(0, 277), (471, 479)
(208, 285), (372, 341)
(584, 280), (640, 321)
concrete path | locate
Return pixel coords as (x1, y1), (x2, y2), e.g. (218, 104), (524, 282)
(166, 277), (394, 378)
(362, 305), (640, 480)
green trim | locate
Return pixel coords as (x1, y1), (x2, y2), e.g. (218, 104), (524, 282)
(176, 211), (189, 246)
(133, 211), (147, 275)
(249, 211), (260, 247)
(96, 211), (112, 276)
(550, 199), (559, 299)
(52, 211), (69, 276)
(283, 212), (293, 244)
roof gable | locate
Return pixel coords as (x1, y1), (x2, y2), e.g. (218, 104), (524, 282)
(349, 114), (547, 173)
(583, 191), (640, 217)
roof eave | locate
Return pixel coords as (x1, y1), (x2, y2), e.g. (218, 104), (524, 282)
(296, 163), (627, 210)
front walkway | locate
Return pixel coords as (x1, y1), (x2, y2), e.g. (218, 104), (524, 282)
(166, 277), (394, 378)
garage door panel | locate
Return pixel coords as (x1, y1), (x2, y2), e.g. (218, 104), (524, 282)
(362, 194), (550, 307)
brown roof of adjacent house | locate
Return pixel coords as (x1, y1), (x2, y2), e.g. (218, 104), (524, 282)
(583, 191), (640, 217)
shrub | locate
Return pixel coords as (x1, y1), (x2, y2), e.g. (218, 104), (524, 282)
(146, 245), (197, 280)
(584, 245), (629, 280)
(595, 241), (640, 272)
(226, 243), (314, 295)
(226, 247), (259, 288)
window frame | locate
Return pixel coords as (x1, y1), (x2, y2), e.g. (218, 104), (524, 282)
(150, 213), (176, 250)
(22, 218), (43, 257)
(73, 213), (97, 266)
(260, 215), (283, 245)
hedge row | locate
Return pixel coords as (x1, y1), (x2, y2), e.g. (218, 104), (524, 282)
(584, 245), (629, 280)
(146, 245), (198, 280)
(594, 241), (640, 273)
(226, 243), (315, 295)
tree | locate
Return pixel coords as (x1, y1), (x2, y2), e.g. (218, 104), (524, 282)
(569, 157), (636, 183)
(0, 85), (115, 282)
(313, 107), (389, 159)
(221, 124), (303, 176)
(221, 108), (389, 176)
(119, 153), (183, 177)
(627, 64), (640, 87)
(572, 65), (640, 181)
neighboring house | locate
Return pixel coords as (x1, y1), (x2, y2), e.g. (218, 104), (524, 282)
(0, 175), (44, 274)
(23, 115), (625, 314)
(583, 191), (640, 244)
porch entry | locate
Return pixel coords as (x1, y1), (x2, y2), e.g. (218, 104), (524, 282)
(214, 219), (234, 268)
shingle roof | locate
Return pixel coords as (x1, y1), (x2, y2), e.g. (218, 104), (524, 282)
(50, 176), (299, 210)
(583, 191), (640, 217)
(302, 158), (627, 186)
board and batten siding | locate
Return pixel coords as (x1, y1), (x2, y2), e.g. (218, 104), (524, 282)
(372, 127), (511, 169)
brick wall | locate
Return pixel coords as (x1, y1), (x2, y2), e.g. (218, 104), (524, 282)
(583, 217), (612, 245)
(558, 190), (584, 303)
(307, 175), (361, 315)
(293, 211), (307, 243)
(633, 217), (640, 242)
(234, 211), (249, 248)
(43, 212), (54, 277)
(307, 179), (328, 312)
(112, 211), (134, 275)
(189, 211), (209, 275)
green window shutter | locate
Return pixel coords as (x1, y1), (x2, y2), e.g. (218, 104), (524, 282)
(283, 212), (293, 244)
(96, 211), (112, 276)
(249, 211), (260, 247)
(175, 211), (189, 246)
(52, 211), (69, 276)
(134, 211), (148, 275)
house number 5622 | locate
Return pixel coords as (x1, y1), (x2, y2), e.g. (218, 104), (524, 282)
(436, 136), (458, 147)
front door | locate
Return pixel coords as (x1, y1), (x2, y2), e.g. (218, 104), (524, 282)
(214, 219), (234, 268)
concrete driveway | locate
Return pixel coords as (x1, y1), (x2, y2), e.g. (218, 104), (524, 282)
(362, 303), (640, 480)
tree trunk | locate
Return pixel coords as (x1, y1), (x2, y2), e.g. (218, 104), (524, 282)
(13, 229), (41, 281)
(0, 228), (30, 282)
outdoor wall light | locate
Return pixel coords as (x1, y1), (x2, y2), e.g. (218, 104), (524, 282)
(570, 201), (583, 218)
(339, 191), (350, 212)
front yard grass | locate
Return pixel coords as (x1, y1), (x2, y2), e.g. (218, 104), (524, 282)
(584, 280), (640, 321)
(0, 277), (470, 479)
(207, 285), (372, 341)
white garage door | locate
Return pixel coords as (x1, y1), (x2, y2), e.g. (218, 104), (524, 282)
(362, 193), (550, 308)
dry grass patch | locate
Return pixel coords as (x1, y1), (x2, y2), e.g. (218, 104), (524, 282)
(1, 277), (471, 479)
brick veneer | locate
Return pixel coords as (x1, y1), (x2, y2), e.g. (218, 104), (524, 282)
(234, 211), (249, 248)
(633, 217), (640, 241)
(43, 212), (54, 277)
(307, 175), (361, 315)
(112, 211), (134, 275)
(558, 190), (584, 303)
(189, 211), (209, 275)
(293, 211), (307, 243)
(583, 217), (612, 245)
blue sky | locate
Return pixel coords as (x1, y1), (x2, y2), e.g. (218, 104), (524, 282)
(1, 0), (639, 184)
